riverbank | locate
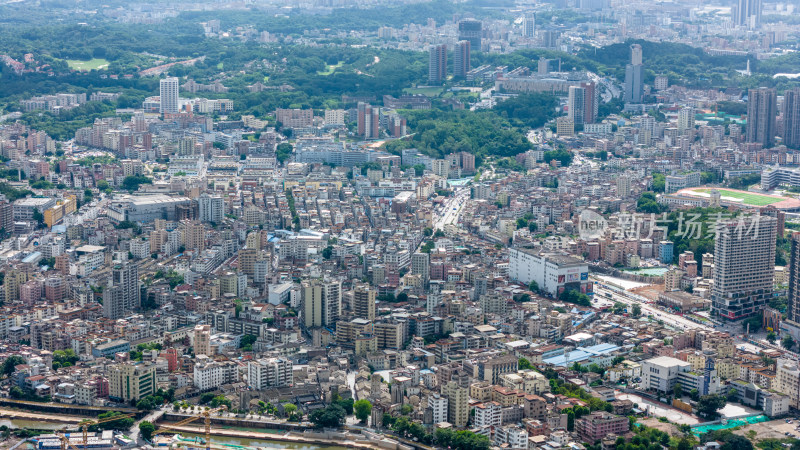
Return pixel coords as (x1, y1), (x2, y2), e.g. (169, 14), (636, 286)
(0, 407), (86, 424)
(160, 423), (406, 450)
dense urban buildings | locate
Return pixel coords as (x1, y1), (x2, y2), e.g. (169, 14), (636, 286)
(2, 0), (800, 448)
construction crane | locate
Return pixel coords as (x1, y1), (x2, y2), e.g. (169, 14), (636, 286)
(75, 412), (136, 450)
(56, 425), (81, 450)
(153, 406), (227, 450)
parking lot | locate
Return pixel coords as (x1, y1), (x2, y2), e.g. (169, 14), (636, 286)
(732, 419), (800, 440)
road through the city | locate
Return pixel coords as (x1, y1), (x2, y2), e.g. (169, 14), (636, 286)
(592, 278), (715, 332)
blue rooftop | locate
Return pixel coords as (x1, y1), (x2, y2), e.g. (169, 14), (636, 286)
(541, 343), (621, 367)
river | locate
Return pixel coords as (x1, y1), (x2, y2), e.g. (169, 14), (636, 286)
(1, 418), (347, 450)
(0, 418), (66, 431)
(176, 429), (347, 450)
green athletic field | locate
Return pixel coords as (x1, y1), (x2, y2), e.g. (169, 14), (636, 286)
(65, 58), (109, 71)
(693, 188), (782, 206)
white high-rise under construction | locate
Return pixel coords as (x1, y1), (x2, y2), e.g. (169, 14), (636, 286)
(711, 215), (777, 320)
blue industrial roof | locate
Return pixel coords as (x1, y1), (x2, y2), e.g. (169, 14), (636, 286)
(21, 251), (42, 264)
(541, 343), (621, 367)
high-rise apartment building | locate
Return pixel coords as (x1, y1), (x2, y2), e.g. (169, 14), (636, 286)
(159, 77), (180, 114)
(616, 176), (631, 197)
(711, 215), (777, 320)
(783, 88), (800, 148)
(357, 102), (380, 139)
(522, 12), (536, 38)
(678, 107), (695, 132)
(275, 108), (313, 129)
(247, 357), (293, 389)
(411, 252), (430, 281)
(302, 279), (341, 328)
(458, 19), (482, 51)
(442, 379), (469, 427)
(785, 234), (800, 334)
(582, 82), (598, 124)
(428, 44), (447, 85)
(776, 359), (800, 409)
(198, 193), (224, 224)
(453, 41), (471, 79)
(183, 220), (206, 251)
(322, 279), (342, 326)
(542, 30), (560, 49)
(624, 45), (644, 104)
(353, 285), (376, 321)
(747, 87), (777, 148)
(568, 86), (586, 125)
(302, 280), (323, 328)
(109, 362), (156, 402)
(103, 264), (140, 319)
(734, 0), (762, 28)
(194, 324), (212, 356)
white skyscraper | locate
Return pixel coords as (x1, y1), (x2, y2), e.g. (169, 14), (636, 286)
(678, 107), (695, 132)
(198, 193), (225, 223)
(160, 77), (180, 114)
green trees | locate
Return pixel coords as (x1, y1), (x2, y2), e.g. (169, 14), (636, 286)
(199, 392), (216, 405)
(91, 412), (134, 431)
(96, 180), (112, 194)
(239, 334), (257, 351)
(700, 430), (753, 450)
(631, 304), (642, 318)
(493, 93), (559, 129)
(696, 394), (726, 419)
(284, 403), (301, 421)
(0, 183), (30, 202)
(52, 349), (79, 370)
(766, 331), (777, 344)
(651, 173), (666, 192)
(392, 416), (431, 444)
(543, 149), (574, 167)
(2, 356), (25, 376)
(559, 289), (591, 307)
(309, 403), (346, 428)
(139, 421), (155, 441)
(579, 39), (745, 89)
(276, 143), (293, 163)
(783, 335), (796, 350)
(636, 192), (666, 214)
(209, 395), (232, 409)
(383, 109), (533, 160)
(122, 175), (153, 192)
(727, 173), (761, 190)
(354, 399), (372, 423)
(433, 428), (490, 450)
(518, 358), (533, 370)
